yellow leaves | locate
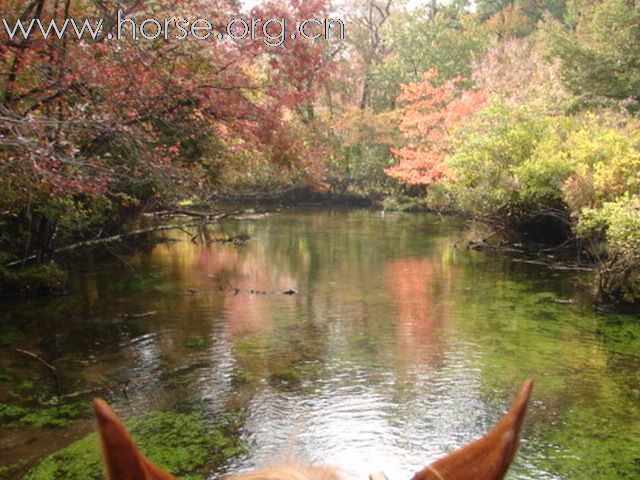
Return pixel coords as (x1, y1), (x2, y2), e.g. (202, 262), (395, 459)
(559, 116), (640, 214)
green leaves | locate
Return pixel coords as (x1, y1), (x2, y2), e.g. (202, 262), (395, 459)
(545, 0), (640, 109)
(445, 103), (558, 216)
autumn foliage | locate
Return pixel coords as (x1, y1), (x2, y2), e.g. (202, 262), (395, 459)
(0, 0), (334, 261)
(385, 70), (486, 185)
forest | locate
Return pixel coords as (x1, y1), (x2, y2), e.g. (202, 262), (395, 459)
(1, 0), (640, 305)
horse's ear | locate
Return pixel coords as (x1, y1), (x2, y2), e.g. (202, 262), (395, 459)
(411, 379), (533, 480)
(92, 398), (176, 480)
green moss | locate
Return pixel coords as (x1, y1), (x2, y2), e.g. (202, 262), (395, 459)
(24, 408), (246, 480)
(0, 262), (69, 297)
(22, 432), (103, 480)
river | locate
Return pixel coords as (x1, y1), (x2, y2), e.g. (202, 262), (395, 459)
(1, 209), (638, 479)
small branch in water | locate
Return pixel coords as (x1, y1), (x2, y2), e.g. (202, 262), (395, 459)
(467, 241), (523, 253)
(120, 380), (130, 399)
(15, 348), (62, 398)
(539, 238), (577, 253)
(120, 311), (157, 319)
(512, 258), (595, 271)
(206, 233), (251, 245)
(45, 360), (208, 404)
(216, 285), (297, 296)
(554, 298), (577, 305)
(550, 264), (595, 272)
(481, 227), (507, 243)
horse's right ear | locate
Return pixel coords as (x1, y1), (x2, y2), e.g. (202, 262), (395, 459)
(92, 398), (176, 480)
(411, 379), (533, 480)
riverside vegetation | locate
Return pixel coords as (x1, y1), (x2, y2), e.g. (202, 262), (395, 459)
(1, 0), (639, 304)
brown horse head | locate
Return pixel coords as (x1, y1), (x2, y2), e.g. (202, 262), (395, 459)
(93, 379), (533, 480)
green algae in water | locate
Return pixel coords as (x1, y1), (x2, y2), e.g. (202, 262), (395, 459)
(20, 403), (91, 428)
(0, 402), (89, 428)
(0, 402), (28, 423)
(186, 337), (207, 349)
(24, 408), (247, 480)
(106, 274), (163, 294)
(230, 368), (255, 387)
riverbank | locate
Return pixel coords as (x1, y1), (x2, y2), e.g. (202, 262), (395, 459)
(0, 195), (633, 309)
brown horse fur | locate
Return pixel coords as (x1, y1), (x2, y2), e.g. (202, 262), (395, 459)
(92, 379), (533, 480)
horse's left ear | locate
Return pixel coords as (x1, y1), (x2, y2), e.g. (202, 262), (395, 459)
(411, 379), (533, 480)
(92, 398), (176, 480)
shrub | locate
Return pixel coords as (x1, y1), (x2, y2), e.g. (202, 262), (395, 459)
(443, 103), (574, 240)
(579, 197), (640, 304)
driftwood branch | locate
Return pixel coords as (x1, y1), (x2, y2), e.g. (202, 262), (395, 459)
(120, 311), (157, 319)
(5, 211), (243, 267)
(15, 348), (62, 398)
(511, 258), (595, 271)
(146, 208), (227, 218)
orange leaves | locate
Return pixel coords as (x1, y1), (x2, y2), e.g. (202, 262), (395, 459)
(386, 69), (486, 185)
(387, 148), (449, 185)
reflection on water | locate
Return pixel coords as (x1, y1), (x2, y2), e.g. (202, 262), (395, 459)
(1, 209), (639, 479)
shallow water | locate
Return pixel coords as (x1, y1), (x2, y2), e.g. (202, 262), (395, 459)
(1, 209), (639, 479)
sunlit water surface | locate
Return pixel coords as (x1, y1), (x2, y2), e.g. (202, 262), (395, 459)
(1, 210), (639, 479)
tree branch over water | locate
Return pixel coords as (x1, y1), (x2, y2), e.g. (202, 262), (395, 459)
(5, 210), (243, 268)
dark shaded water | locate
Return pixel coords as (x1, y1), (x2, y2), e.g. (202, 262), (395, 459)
(1, 209), (639, 479)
